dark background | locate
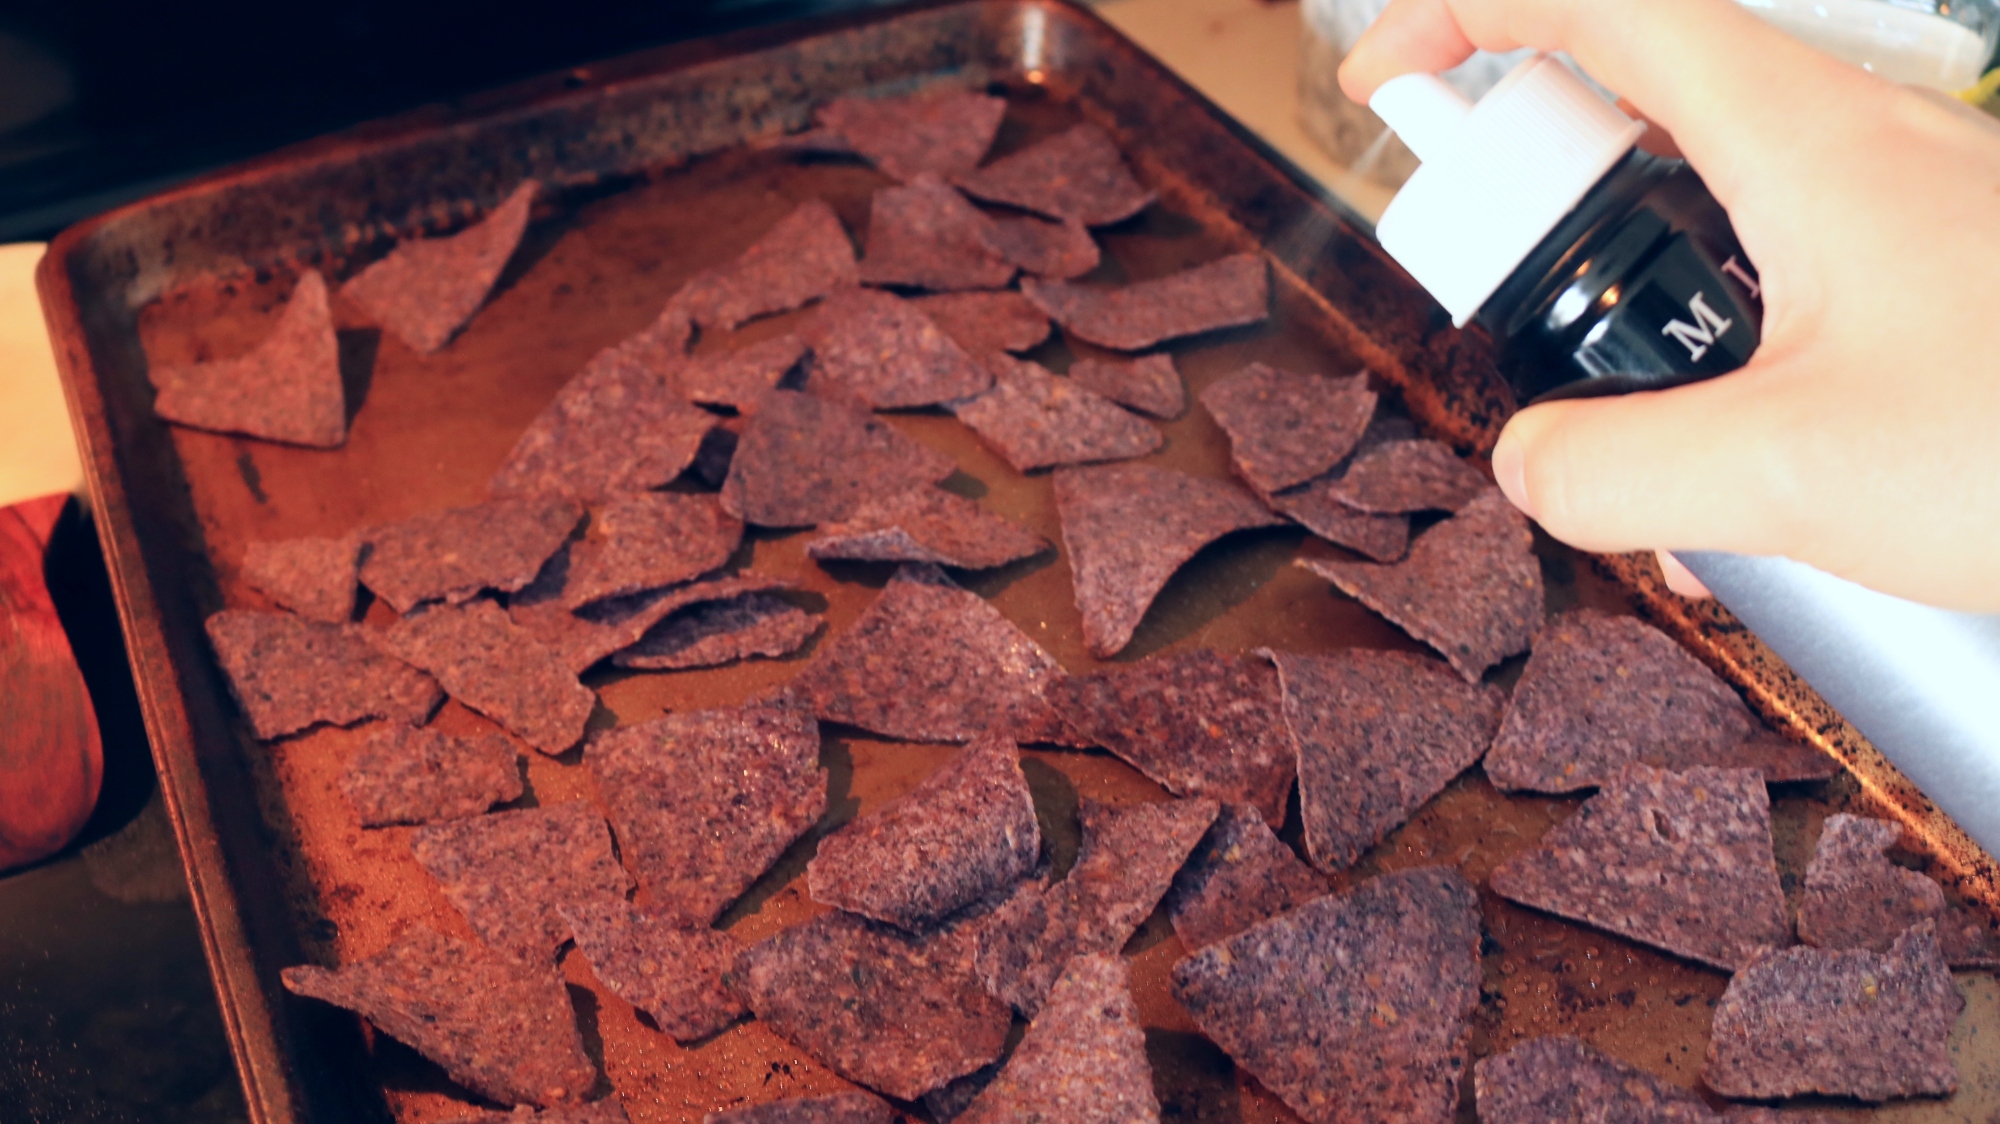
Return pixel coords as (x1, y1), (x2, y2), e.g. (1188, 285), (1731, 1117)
(0, 0), (894, 240)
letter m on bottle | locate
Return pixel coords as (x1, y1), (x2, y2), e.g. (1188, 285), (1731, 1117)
(1659, 291), (1733, 362)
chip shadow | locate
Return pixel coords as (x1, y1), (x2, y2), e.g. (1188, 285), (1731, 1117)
(1117, 524), (1304, 662)
(337, 327), (379, 426)
(715, 732), (858, 929)
(1147, 1028), (1243, 1124)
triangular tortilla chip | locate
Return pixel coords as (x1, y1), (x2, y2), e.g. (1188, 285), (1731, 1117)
(1169, 866), (1481, 1124)
(150, 270), (346, 447)
(952, 123), (1154, 226)
(558, 493), (742, 608)
(1201, 364), (1376, 495)
(1269, 480), (1411, 562)
(1489, 764), (1790, 970)
(241, 533), (360, 624)
(280, 925), (595, 1107)
(815, 90), (1007, 183)
(1047, 648), (1293, 825)
(678, 333), (808, 410)
(957, 954), (1159, 1124)
(205, 609), (441, 740)
(1165, 804), (1326, 951)
(856, 176), (1015, 291)
(371, 599), (595, 755)
(1797, 814), (2000, 968)
(788, 563), (1074, 744)
(720, 389), (957, 527)
(511, 561), (791, 675)
(1055, 463), (1283, 657)
(807, 287), (993, 408)
(805, 486), (1048, 570)
(1299, 489), (1541, 682)
(411, 802), (632, 962)
(1474, 1035), (1715, 1123)
(1326, 439), (1488, 514)
(911, 290), (1050, 353)
(1068, 354), (1184, 420)
(986, 214), (1100, 281)
(560, 897), (745, 1042)
(1267, 648), (1501, 872)
(950, 354), (1162, 472)
(586, 700), (826, 924)
(612, 592), (821, 671)
(339, 725), (521, 827)
(360, 495), (583, 612)
(670, 199), (857, 330)
(343, 181), (538, 353)
(1021, 254), (1267, 351)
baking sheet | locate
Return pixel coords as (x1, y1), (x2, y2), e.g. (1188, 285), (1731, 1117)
(37, 1), (2000, 1120)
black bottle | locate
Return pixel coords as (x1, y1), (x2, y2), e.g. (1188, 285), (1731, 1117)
(1368, 55), (2000, 858)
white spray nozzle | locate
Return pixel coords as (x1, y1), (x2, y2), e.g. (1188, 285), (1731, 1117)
(1368, 74), (1473, 164)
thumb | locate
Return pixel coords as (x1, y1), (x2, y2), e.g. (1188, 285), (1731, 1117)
(1490, 370), (1806, 560)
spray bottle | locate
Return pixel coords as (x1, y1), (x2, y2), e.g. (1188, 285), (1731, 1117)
(1368, 54), (2000, 855)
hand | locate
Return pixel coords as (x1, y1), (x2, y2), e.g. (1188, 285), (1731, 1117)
(1342, 0), (2000, 613)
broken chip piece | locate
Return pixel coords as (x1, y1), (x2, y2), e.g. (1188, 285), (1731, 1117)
(814, 89), (1007, 183)
(734, 910), (1011, 1100)
(1165, 804), (1326, 951)
(788, 563), (1073, 744)
(956, 954), (1160, 1124)
(1797, 814), (2000, 968)
(1325, 439), (1488, 514)
(1484, 610), (1764, 793)
(808, 734), (1040, 931)
(953, 123), (1154, 226)
(611, 591), (821, 671)
(1266, 648), (1502, 873)
(561, 897), (746, 1042)
(721, 389), (958, 527)
(281, 925), (596, 1107)
(949, 354), (1162, 472)
(1055, 463), (1283, 657)
(1047, 648), (1294, 825)
(1489, 764), (1790, 971)
(910, 290), (1051, 354)
(411, 802), (632, 962)
(1474, 1035), (1715, 1123)
(241, 533), (360, 624)
(670, 199), (858, 331)
(149, 270), (346, 447)
(371, 599), (596, 755)
(1170, 866), (1481, 1124)
(805, 486), (1048, 570)
(806, 287), (994, 409)
(558, 493), (743, 609)
(856, 176), (1016, 291)
(587, 700), (826, 925)
(489, 317), (718, 503)
(679, 333), (809, 411)
(1021, 253), (1267, 351)
(1299, 489), (1541, 682)
(343, 181), (538, 353)
(1704, 922), (1960, 1101)
(205, 609), (441, 740)
(975, 798), (1217, 1016)
(512, 563), (790, 675)
(1200, 364), (1376, 496)
(1268, 480), (1411, 562)
(1067, 354), (1185, 420)
(1642, 730), (1841, 783)
(986, 215), (1100, 281)
(339, 725), (522, 827)
(450, 1101), (632, 1124)
(703, 1092), (900, 1124)
(360, 496), (583, 613)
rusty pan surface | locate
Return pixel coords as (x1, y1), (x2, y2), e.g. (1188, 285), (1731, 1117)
(35, 2), (2000, 1121)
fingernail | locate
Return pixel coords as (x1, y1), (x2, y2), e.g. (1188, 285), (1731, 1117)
(1491, 427), (1533, 518)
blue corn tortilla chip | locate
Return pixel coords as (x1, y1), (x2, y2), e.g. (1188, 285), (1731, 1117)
(814, 90), (1007, 183)
(1200, 364), (1376, 496)
(449, 1102), (632, 1124)
(1165, 804), (1326, 952)
(343, 181), (538, 354)
(587, 700), (826, 925)
(734, 910), (1011, 1100)
(205, 609), (441, 740)
(360, 496), (583, 613)
(411, 802), (632, 962)
(149, 270), (346, 447)
(856, 176), (1015, 291)
(804, 486), (1048, 570)
(986, 214), (1099, 281)
(1299, 489), (1541, 682)
(240, 533), (360, 625)
(1475, 1035), (1715, 1123)
(952, 123), (1154, 226)
(956, 954), (1159, 1124)
(720, 389), (957, 527)
(1021, 254), (1267, 351)
(557, 493), (743, 609)
(281, 925), (596, 1107)
(807, 734), (1040, 931)
(1055, 463), (1283, 657)
(1267, 648), (1502, 872)
(786, 563), (1075, 745)
(611, 592), (822, 671)
(339, 724), (522, 827)
(1047, 648), (1294, 825)
(974, 797), (1218, 1016)
(511, 560), (791, 675)
(950, 354), (1162, 472)
(1170, 866), (1481, 1124)
(1796, 814), (2000, 968)
(1268, 480), (1411, 562)
(560, 897), (746, 1042)
(910, 290), (1050, 354)
(1704, 922), (1960, 1101)
(671, 200), (858, 331)
(1067, 354), (1184, 420)
(1325, 439), (1489, 514)
(1489, 764), (1791, 971)
(806, 287), (993, 409)
(679, 333), (809, 411)
(704, 1092), (900, 1124)
(371, 599), (596, 755)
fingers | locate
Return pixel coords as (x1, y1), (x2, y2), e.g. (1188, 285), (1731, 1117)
(1656, 551), (1714, 599)
(1336, 0), (1482, 102)
(1490, 371), (1808, 560)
